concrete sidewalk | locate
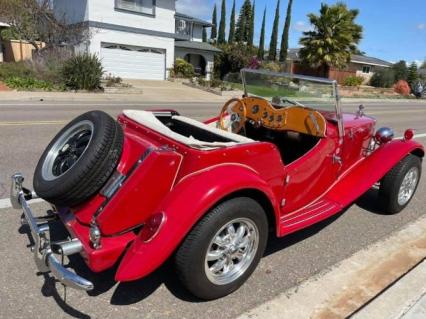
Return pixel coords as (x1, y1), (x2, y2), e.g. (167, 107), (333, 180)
(238, 215), (426, 319)
(353, 260), (426, 319)
(0, 80), (230, 102)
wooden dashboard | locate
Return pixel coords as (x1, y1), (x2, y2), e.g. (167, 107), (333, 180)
(241, 97), (327, 137)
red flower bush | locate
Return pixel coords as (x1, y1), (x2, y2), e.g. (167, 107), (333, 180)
(394, 80), (411, 96)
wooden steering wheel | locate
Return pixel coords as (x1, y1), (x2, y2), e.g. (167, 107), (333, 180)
(218, 98), (247, 133)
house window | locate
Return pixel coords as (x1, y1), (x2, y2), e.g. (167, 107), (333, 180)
(116, 0), (155, 15)
(175, 19), (191, 36)
(362, 66), (371, 74)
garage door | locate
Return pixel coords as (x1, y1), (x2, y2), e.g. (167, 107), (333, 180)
(101, 43), (166, 80)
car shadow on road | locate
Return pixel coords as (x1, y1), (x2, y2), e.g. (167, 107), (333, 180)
(355, 187), (388, 215)
(17, 198), (381, 316)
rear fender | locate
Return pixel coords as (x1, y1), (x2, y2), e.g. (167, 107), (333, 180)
(115, 164), (279, 282)
(327, 139), (424, 205)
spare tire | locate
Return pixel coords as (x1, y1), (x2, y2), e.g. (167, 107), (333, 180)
(33, 110), (124, 207)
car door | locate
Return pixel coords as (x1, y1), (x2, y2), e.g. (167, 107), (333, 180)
(280, 130), (341, 215)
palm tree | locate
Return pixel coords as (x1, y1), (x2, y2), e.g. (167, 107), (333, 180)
(299, 3), (363, 77)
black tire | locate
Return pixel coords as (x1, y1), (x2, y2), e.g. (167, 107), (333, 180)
(175, 197), (268, 300)
(379, 154), (422, 214)
(33, 110), (123, 207)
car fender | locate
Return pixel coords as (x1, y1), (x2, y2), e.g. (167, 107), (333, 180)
(327, 139), (424, 206)
(115, 164), (279, 282)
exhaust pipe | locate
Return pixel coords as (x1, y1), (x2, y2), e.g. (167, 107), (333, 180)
(51, 238), (83, 256)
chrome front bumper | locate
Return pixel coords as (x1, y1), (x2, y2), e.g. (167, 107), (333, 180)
(10, 173), (94, 291)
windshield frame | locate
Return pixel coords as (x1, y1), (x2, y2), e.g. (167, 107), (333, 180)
(240, 68), (344, 139)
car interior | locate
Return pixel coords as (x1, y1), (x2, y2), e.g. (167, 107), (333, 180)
(123, 96), (327, 164)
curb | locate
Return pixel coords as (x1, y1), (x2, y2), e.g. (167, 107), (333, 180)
(238, 215), (426, 319)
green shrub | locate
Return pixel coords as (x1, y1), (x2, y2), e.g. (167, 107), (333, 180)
(4, 76), (56, 91)
(0, 62), (35, 80)
(173, 59), (195, 78)
(370, 68), (396, 88)
(214, 43), (258, 79)
(61, 54), (104, 90)
(344, 75), (364, 86)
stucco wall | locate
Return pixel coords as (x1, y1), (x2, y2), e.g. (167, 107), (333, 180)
(3, 40), (45, 62)
(88, 0), (175, 34)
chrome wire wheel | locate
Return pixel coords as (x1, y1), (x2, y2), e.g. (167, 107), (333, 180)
(204, 218), (259, 286)
(397, 167), (419, 206)
(41, 120), (94, 181)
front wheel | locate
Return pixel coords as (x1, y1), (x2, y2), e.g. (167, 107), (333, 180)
(175, 197), (268, 300)
(379, 154), (422, 214)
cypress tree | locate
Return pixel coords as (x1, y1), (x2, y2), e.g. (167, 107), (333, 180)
(202, 27), (207, 42)
(235, 1), (247, 42)
(268, 0), (280, 61)
(211, 4), (217, 42)
(218, 0), (226, 44)
(248, 0), (255, 46)
(407, 62), (418, 87)
(235, 0), (252, 43)
(258, 7), (266, 59)
(279, 0), (293, 62)
(228, 0), (236, 43)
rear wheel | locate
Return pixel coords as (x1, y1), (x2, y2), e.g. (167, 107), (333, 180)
(175, 197), (268, 300)
(33, 111), (123, 207)
(379, 154), (422, 214)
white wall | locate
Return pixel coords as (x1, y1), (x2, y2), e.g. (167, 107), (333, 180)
(88, 0), (175, 33)
(53, 0), (89, 24)
(89, 27), (174, 77)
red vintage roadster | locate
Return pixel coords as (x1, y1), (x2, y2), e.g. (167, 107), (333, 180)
(11, 69), (424, 300)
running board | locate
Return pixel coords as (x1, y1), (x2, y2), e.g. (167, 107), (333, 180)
(280, 198), (342, 235)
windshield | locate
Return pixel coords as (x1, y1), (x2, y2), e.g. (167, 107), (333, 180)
(240, 69), (339, 114)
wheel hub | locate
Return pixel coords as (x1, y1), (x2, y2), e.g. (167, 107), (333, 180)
(397, 167), (419, 206)
(204, 218), (259, 285)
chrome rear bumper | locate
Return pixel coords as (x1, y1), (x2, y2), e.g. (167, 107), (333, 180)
(10, 173), (94, 291)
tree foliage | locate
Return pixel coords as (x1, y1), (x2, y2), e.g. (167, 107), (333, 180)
(0, 0), (89, 51)
(235, 0), (252, 43)
(257, 8), (266, 60)
(228, 0), (236, 44)
(299, 3), (363, 74)
(407, 62), (418, 87)
(218, 0), (227, 44)
(248, 0), (255, 46)
(214, 43), (257, 79)
(392, 60), (408, 82)
(211, 4), (218, 41)
(369, 68), (395, 88)
(268, 0), (280, 61)
(279, 0), (293, 62)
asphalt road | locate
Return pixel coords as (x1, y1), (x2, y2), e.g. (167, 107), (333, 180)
(0, 99), (425, 318)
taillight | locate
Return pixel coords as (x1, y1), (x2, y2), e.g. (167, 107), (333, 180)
(139, 212), (166, 243)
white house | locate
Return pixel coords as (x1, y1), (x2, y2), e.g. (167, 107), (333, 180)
(52, 0), (220, 80)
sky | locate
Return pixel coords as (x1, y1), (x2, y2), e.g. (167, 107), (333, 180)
(176, 0), (426, 65)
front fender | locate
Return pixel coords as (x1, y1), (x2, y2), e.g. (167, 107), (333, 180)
(328, 139), (424, 206)
(115, 164), (279, 282)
